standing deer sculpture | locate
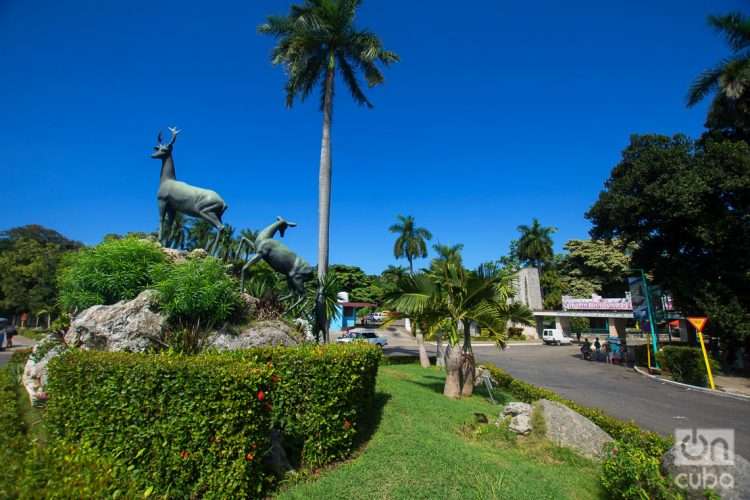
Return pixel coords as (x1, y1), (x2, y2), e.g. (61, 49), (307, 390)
(237, 216), (314, 305)
(152, 127), (227, 254)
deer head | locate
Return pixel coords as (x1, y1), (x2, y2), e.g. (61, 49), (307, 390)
(151, 126), (181, 159)
(276, 216), (297, 237)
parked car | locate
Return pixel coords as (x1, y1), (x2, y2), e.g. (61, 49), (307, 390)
(336, 330), (388, 347)
(542, 329), (572, 345)
(366, 311), (390, 323)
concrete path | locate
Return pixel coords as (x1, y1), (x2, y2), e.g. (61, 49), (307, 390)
(0, 335), (36, 367)
(385, 342), (750, 458)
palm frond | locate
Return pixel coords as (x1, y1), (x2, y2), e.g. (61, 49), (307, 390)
(687, 61), (726, 106)
(708, 12), (750, 52)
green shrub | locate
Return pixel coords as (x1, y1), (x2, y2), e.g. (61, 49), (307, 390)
(154, 256), (241, 329)
(58, 237), (167, 311)
(237, 343), (382, 467)
(0, 368), (27, 499)
(482, 364), (671, 459)
(46, 351), (275, 499)
(601, 440), (682, 500)
(656, 346), (717, 387)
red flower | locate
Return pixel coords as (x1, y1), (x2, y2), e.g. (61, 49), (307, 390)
(245, 452), (255, 461)
(180, 450), (189, 460)
(343, 419), (352, 430)
(257, 390), (265, 401)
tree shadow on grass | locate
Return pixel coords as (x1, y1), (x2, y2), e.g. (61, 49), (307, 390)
(409, 374), (511, 406)
(408, 373), (447, 394)
(352, 391), (391, 451)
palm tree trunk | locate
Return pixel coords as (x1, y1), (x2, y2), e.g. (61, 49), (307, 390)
(436, 332), (445, 368)
(460, 321), (476, 397)
(317, 59), (335, 343)
(416, 328), (430, 368)
(408, 256), (414, 275)
(443, 343), (462, 398)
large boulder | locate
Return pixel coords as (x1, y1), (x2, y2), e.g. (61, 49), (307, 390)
(536, 399), (613, 460)
(663, 441), (750, 499)
(206, 320), (301, 351)
(64, 290), (165, 352)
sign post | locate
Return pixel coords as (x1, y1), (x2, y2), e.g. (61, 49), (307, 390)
(687, 317), (715, 390)
(628, 271), (660, 369)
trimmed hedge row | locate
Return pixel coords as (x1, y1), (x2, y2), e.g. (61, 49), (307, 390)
(482, 364), (671, 459)
(236, 343), (382, 467)
(46, 351), (276, 499)
(656, 346), (717, 387)
(0, 367), (26, 499)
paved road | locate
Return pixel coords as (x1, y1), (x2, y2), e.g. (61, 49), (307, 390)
(385, 342), (750, 458)
(0, 336), (35, 367)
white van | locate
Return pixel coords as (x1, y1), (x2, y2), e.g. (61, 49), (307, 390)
(542, 329), (572, 345)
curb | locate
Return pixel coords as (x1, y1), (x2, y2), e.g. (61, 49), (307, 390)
(633, 365), (750, 402)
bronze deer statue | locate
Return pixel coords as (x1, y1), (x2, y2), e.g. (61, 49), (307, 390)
(152, 127), (227, 254)
(238, 216), (314, 304)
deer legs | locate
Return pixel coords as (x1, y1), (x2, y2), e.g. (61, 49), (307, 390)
(197, 206), (224, 256)
(158, 201), (169, 246)
(239, 254), (263, 292)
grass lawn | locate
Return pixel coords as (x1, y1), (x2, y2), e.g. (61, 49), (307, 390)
(278, 364), (603, 499)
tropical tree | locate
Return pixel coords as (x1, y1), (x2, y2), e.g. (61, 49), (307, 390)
(387, 262), (531, 398)
(188, 219), (215, 251)
(431, 243), (463, 266)
(389, 215), (433, 273)
(215, 224), (236, 261)
(688, 12), (750, 107)
(516, 218), (556, 269)
(237, 229), (258, 260)
(168, 212), (188, 250)
(259, 0), (399, 341)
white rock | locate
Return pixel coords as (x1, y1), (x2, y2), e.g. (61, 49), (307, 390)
(503, 402), (532, 417)
(509, 414), (533, 435)
(64, 290), (165, 352)
(206, 320), (301, 351)
(537, 399), (613, 460)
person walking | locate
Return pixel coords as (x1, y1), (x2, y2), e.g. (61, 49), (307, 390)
(603, 341), (611, 364)
(5, 324), (16, 348)
(576, 331), (581, 344)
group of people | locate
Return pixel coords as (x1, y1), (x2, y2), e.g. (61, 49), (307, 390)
(0, 320), (17, 351)
(580, 336), (617, 363)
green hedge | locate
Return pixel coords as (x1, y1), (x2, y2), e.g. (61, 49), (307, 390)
(482, 364), (670, 459)
(46, 351), (275, 499)
(656, 346), (717, 387)
(236, 343), (382, 467)
(0, 368), (27, 499)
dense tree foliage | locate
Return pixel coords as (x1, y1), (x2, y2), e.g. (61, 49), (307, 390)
(587, 134), (750, 342)
(0, 225), (81, 317)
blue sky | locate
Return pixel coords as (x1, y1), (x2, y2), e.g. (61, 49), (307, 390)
(0, 0), (743, 274)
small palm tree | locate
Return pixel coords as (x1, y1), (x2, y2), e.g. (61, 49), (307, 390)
(688, 12), (750, 106)
(259, 0), (399, 283)
(516, 218), (556, 270)
(388, 262), (526, 398)
(168, 212), (188, 250)
(431, 243), (463, 268)
(188, 219), (215, 251)
(389, 215), (433, 274)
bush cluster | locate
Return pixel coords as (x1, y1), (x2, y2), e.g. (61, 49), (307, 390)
(236, 343), (382, 467)
(154, 256), (241, 329)
(482, 364), (671, 459)
(0, 367), (26, 499)
(46, 351), (276, 499)
(601, 440), (682, 500)
(58, 237), (166, 311)
(656, 346), (717, 387)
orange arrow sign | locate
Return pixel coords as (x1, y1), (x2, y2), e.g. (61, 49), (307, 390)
(687, 317), (708, 332)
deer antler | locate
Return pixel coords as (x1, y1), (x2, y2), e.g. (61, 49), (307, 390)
(157, 131), (163, 145)
(167, 127), (181, 146)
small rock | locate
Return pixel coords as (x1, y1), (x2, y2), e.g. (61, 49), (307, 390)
(509, 414), (533, 435)
(160, 247), (188, 263)
(187, 248), (208, 260)
(503, 402), (532, 417)
(22, 338), (66, 405)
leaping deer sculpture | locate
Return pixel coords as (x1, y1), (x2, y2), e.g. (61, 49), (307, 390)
(152, 127), (228, 254)
(238, 216), (314, 305)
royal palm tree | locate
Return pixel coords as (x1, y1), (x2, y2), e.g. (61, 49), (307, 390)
(216, 224), (236, 261)
(516, 218), (556, 270)
(688, 12), (750, 106)
(389, 215), (432, 274)
(259, 0), (398, 282)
